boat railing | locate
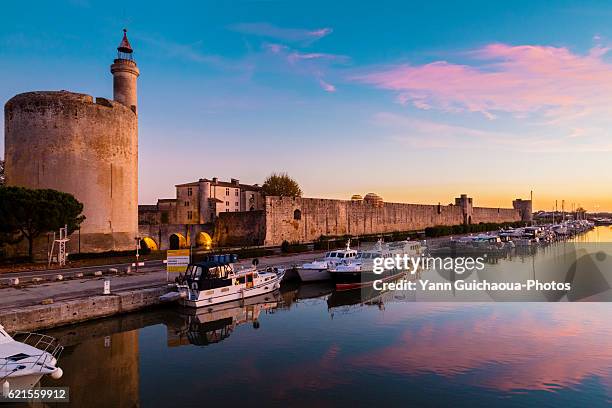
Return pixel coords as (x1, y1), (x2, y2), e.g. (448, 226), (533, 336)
(1, 332), (63, 381)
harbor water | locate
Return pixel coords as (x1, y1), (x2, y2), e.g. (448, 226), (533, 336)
(40, 227), (612, 407)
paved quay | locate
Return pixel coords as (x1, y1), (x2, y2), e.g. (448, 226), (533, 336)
(0, 250), (327, 311)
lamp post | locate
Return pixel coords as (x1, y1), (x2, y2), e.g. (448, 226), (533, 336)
(135, 236), (141, 273)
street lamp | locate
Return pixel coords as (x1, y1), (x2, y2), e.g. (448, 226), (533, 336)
(135, 236), (141, 273)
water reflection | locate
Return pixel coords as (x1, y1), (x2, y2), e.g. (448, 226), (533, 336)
(419, 227), (612, 302)
(37, 297), (612, 406)
(348, 304), (612, 393)
(41, 319), (143, 407)
(168, 292), (282, 347)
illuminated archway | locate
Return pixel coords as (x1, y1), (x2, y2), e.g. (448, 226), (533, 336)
(196, 232), (213, 250)
(169, 233), (187, 250)
(141, 237), (159, 251)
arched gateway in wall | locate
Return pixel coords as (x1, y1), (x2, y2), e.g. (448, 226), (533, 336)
(141, 237), (158, 251)
(169, 233), (187, 250)
(196, 232), (212, 249)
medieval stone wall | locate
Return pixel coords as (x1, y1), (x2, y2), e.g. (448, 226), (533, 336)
(472, 207), (522, 224)
(263, 197), (522, 246)
(213, 210), (266, 247)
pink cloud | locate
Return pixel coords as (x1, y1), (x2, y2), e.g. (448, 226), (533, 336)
(309, 28), (333, 39)
(319, 79), (336, 92)
(263, 43), (287, 54)
(353, 43), (612, 119)
(287, 51), (349, 64)
(229, 22), (332, 43)
(262, 43), (344, 94)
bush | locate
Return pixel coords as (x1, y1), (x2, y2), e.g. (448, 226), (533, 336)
(425, 221), (526, 238)
(280, 240), (309, 253)
(313, 235), (350, 250)
(281, 240), (290, 253)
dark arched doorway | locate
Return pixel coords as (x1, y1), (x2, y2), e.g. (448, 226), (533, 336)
(169, 233), (187, 250)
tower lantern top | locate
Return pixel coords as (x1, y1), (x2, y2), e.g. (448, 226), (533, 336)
(116, 29), (134, 60)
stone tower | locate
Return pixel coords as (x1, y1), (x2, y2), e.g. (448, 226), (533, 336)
(111, 29), (140, 113)
(455, 194), (474, 225)
(3, 29), (139, 254)
(512, 199), (533, 222)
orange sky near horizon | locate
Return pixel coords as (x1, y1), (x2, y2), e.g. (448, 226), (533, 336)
(313, 184), (612, 213)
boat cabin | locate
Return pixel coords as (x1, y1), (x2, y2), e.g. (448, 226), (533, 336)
(184, 261), (235, 291)
(325, 250), (357, 259)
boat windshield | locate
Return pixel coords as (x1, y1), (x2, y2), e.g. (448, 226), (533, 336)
(357, 253), (376, 259)
(207, 266), (228, 278)
(185, 265), (203, 280)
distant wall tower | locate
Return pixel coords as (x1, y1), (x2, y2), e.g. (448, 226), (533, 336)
(4, 29), (139, 254)
(513, 199), (533, 223)
(110, 29), (139, 113)
(455, 194), (474, 225)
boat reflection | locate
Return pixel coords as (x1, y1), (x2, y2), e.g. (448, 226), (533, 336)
(296, 282), (334, 300)
(168, 291), (284, 347)
(327, 273), (416, 312)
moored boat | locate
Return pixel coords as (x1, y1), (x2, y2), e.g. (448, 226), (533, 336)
(175, 255), (285, 308)
(1, 325), (64, 394)
(329, 240), (422, 291)
(296, 241), (357, 282)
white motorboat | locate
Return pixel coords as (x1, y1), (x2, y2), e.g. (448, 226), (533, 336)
(0, 324), (64, 394)
(330, 239), (423, 291)
(552, 224), (568, 236)
(297, 241), (357, 282)
(176, 255), (285, 308)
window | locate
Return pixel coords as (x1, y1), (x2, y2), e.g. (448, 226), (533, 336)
(187, 211), (193, 220)
(187, 187), (193, 196)
(235, 209), (238, 212)
(293, 209), (302, 220)
(235, 202), (239, 207)
(235, 189), (239, 196)
(226, 209), (229, 212)
(184, 201), (189, 206)
(226, 201), (229, 206)
(225, 188), (230, 195)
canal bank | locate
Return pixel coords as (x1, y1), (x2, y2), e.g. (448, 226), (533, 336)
(0, 250), (328, 332)
(0, 285), (170, 332)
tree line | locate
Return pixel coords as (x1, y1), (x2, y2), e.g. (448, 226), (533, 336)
(0, 185), (85, 261)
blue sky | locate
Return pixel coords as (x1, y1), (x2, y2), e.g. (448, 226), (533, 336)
(2, 0), (612, 210)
